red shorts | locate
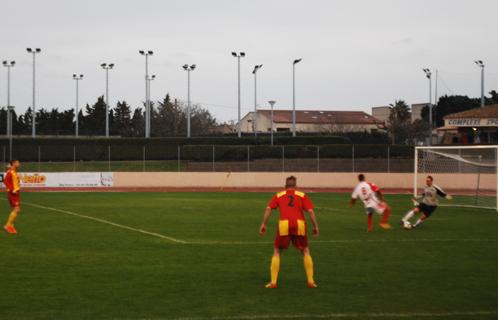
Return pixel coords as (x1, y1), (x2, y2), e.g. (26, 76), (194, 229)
(274, 234), (308, 250)
(7, 193), (20, 208)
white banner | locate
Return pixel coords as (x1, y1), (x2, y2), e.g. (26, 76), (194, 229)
(17, 172), (114, 188)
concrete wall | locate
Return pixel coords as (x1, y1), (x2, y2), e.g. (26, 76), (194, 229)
(113, 172), (496, 191)
(372, 106), (390, 123)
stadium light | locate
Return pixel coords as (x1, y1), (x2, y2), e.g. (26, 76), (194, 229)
(101, 62), (115, 138)
(140, 50), (154, 138)
(423, 68), (433, 145)
(72, 74), (84, 137)
(268, 100), (276, 146)
(183, 64), (196, 138)
(292, 58), (302, 137)
(27, 48), (42, 137)
(232, 51), (246, 138)
(252, 64), (263, 137)
(7, 106), (14, 161)
(475, 60), (485, 107)
(146, 74), (156, 136)
(3, 60), (15, 110)
(3, 60), (15, 155)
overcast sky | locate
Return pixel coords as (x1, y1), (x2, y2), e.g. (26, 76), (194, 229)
(1, 0), (497, 123)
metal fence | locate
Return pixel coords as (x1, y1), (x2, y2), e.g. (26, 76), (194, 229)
(1, 144), (415, 173)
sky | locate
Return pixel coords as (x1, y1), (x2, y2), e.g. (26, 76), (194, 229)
(1, 0), (497, 123)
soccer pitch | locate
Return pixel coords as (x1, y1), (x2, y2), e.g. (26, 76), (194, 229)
(1, 192), (498, 320)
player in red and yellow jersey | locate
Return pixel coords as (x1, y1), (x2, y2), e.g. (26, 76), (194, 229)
(3, 159), (21, 234)
(259, 176), (319, 289)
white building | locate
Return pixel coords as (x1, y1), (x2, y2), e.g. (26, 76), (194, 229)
(371, 103), (427, 124)
(239, 110), (385, 134)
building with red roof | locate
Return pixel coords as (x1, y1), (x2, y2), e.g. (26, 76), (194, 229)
(239, 110), (385, 134)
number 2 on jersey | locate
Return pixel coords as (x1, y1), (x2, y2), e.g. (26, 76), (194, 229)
(287, 195), (295, 207)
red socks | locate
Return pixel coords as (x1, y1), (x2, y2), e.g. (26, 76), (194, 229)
(381, 207), (391, 224)
(367, 213), (373, 231)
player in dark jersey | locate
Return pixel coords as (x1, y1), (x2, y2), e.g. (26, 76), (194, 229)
(259, 176), (319, 288)
(402, 175), (452, 229)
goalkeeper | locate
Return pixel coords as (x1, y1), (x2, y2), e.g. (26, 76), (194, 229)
(402, 175), (452, 228)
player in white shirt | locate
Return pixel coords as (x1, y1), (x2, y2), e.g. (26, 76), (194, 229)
(349, 174), (392, 232)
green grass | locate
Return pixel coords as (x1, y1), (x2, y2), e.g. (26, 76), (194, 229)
(1, 192), (497, 320)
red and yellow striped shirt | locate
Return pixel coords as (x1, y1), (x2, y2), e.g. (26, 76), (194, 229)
(4, 169), (20, 194)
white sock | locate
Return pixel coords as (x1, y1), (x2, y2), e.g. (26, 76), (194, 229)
(413, 218), (423, 227)
(402, 210), (415, 222)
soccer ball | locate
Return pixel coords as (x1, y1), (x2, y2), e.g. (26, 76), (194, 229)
(403, 221), (412, 230)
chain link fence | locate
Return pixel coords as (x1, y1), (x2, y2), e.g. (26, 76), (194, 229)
(1, 144), (414, 173)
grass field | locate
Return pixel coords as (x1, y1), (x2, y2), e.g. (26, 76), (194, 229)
(1, 192), (498, 320)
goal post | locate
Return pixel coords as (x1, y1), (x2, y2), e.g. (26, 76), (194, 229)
(414, 145), (498, 211)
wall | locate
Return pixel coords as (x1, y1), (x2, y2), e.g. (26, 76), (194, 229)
(113, 172), (496, 191)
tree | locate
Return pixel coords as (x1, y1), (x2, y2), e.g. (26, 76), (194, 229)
(489, 90), (498, 104)
(410, 119), (430, 143)
(388, 100), (411, 144)
(80, 96), (106, 135)
(422, 95), (480, 127)
(151, 94), (185, 137)
(190, 103), (217, 135)
(131, 108), (145, 137)
(151, 94), (217, 137)
(112, 101), (133, 137)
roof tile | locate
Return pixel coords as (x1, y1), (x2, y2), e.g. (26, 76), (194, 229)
(257, 110), (383, 125)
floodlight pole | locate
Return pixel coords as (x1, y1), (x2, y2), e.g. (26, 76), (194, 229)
(101, 63), (114, 138)
(232, 52), (245, 138)
(3, 61), (15, 150)
(292, 58), (302, 137)
(73, 74), (83, 137)
(475, 60), (485, 108)
(140, 50), (153, 138)
(146, 74), (155, 136)
(269, 100), (276, 146)
(187, 68), (191, 138)
(7, 106), (14, 161)
(27, 48), (41, 137)
(252, 64), (262, 137)
(183, 64), (196, 138)
(3, 61), (16, 160)
(435, 69), (438, 106)
(423, 68), (432, 145)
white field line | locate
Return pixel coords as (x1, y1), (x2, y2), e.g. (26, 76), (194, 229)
(23, 201), (188, 244)
(159, 310), (498, 320)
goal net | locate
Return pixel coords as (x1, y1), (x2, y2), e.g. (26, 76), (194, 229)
(415, 146), (498, 211)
